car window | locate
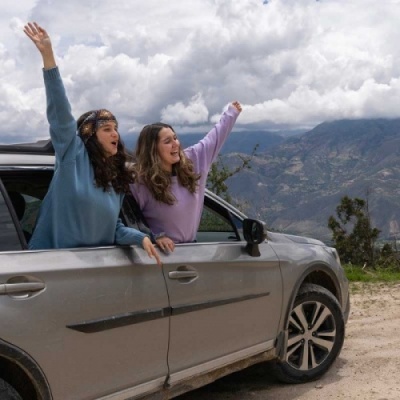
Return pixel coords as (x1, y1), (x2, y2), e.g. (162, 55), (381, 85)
(1, 170), (53, 248)
(197, 205), (240, 242)
(19, 193), (41, 239)
(0, 188), (23, 251)
(198, 206), (234, 232)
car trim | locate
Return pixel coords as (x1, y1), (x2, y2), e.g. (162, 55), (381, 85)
(66, 307), (172, 333)
(67, 292), (270, 334)
(168, 340), (275, 386)
(97, 376), (166, 400)
(171, 291), (270, 315)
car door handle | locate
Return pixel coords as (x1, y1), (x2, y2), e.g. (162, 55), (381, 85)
(0, 282), (46, 295)
(169, 271), (198, 279)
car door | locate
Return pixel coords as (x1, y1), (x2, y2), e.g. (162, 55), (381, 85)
(162, 202), (283, 385)
(0, 182), (170, 400)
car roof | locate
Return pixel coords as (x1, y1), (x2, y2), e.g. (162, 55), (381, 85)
(0, 140), (55, 167)
(0, 140), (54, 155)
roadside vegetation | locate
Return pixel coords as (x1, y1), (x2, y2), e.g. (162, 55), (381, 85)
(344, 264), (400, 282)
(328, 195), (400, 283)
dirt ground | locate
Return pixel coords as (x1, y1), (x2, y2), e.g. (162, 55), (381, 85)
(177, 282), (400, 400)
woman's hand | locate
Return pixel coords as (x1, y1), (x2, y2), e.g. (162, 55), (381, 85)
(24, 22), (52, 53)
(142, 236), (162, 266)
(232, 101), (242, 113)
(156, 236), (175, 254)
(23, 22), (56, 69)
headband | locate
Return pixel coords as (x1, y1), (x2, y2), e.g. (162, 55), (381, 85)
(78, 109), (118, 143)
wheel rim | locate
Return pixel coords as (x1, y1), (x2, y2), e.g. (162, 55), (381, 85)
(286, 300), (336, 371)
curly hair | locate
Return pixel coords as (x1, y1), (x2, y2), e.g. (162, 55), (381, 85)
(77, 111), (134, 193)
(133, 123), (200, 205)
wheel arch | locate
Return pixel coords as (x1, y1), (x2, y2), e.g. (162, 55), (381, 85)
(275, 263), (343, 360)
(288, 262), (343, 318)
(0, 339), (52, 400)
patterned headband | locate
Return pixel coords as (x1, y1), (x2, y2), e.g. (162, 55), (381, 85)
(78, 109), (118, 143)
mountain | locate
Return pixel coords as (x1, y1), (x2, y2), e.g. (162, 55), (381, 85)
(122, 130), (286, 155)
(224, 119), (400, 243)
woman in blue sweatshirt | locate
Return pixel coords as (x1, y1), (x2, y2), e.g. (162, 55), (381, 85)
(24, 22), (161, 265)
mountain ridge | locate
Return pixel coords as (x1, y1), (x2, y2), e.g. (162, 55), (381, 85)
(223, 118), (400, 243)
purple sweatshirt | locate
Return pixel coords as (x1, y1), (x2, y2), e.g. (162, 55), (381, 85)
(130, 104), (240, 243)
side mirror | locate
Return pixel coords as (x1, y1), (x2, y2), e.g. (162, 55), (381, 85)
(243, 219), (267, 257)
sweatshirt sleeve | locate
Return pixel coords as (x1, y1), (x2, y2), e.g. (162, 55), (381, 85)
(185, 104), (240, 173)
(114, 218), (148, 246)
(43, 67), (78, 161)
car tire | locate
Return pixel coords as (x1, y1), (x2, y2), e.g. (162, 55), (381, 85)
(0, 378), (22, 400)
(272, 283), (345, 383)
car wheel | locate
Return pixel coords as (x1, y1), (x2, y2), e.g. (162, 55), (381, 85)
(272, 283), (345, 383)
(0, 378), (22, 400)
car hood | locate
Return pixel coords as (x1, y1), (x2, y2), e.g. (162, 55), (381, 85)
(266, 230), (327, 246)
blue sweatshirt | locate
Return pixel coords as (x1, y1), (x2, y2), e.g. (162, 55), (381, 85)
(29, 67), (146, 250)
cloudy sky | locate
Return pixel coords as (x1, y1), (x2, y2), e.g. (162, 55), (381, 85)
(1, 0), (400, 144)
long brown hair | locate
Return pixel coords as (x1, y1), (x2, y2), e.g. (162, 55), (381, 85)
(77, 111), (133, 193)
(133, 123), (200, 204)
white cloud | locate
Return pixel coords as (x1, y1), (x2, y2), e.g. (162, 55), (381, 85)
(1, 0), (400, 142)
(161, 94), (209, 125)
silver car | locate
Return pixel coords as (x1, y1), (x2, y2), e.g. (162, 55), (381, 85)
(0, 141), (349, 400)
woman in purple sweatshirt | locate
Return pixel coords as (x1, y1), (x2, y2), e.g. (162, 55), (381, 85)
(130, 101), (242, 253)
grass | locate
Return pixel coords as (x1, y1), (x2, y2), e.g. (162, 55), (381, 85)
(344, 263), (400, 282)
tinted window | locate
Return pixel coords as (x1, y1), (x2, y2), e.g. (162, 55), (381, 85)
(20, 194), (41, 237)
(1, 169), (53, 245)
(0, 191), (22, 251)
(197, 205), (239, 242)
(198, 206), (234, 232)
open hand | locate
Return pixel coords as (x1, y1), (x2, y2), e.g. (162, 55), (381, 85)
(23, 22), (52, 54)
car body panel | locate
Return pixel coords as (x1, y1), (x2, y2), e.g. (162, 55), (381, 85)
(268, 237), (349, 316)
(161, 241), (282, 375)
(0, 247), (169, 400)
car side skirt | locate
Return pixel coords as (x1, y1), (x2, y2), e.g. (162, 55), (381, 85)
(96, 340), (276, 400)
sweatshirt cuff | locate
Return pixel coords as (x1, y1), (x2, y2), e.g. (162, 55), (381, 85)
(42, 66), (60, 80)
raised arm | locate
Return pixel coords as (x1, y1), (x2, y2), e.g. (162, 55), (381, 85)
(23, 22), (78, 160)
(23, 22), (56, 70)
(185, 100), (242, 171)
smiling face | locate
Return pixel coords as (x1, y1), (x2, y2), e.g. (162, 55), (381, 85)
(157, 127), (180, 172)
(96, 121), (119, 157)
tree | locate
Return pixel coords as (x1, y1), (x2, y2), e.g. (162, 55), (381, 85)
(328, 195), (380, 265)
(206, 144), (259, 203)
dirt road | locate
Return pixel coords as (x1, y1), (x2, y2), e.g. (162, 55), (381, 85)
(177, 282), (400, 400)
